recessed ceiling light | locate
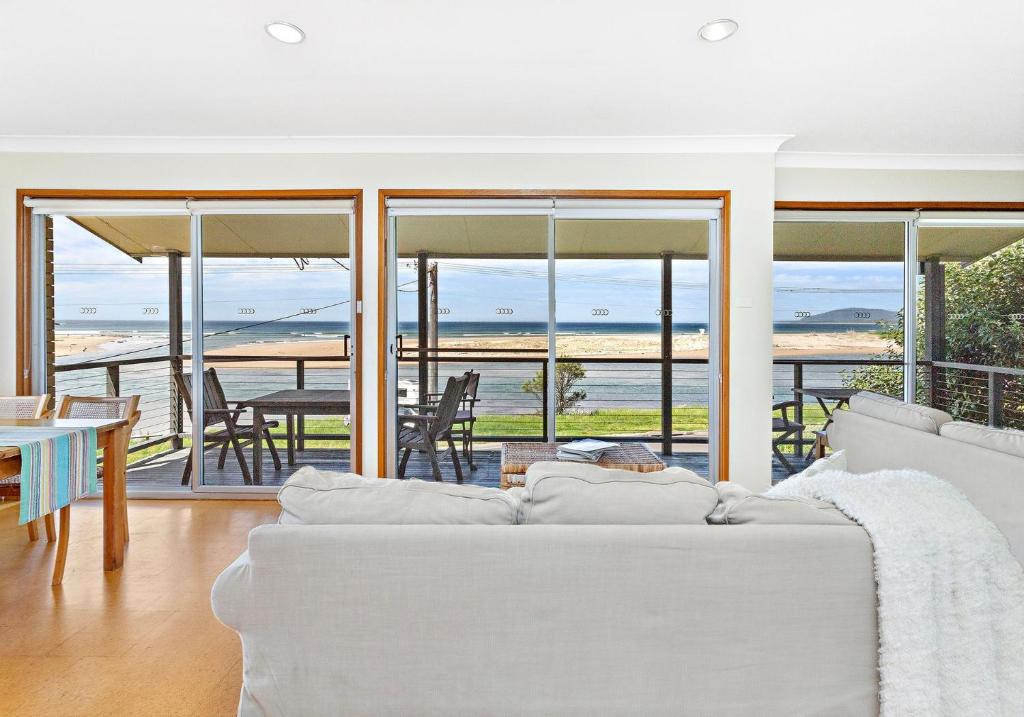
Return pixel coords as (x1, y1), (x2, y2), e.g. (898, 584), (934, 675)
(698, 18), (738, 42)
(265, 21), (305, 44)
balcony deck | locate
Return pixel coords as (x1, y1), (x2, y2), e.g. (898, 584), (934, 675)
(117, 441), (793, 491)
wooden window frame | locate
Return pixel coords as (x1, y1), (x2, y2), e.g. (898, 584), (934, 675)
(15, 188), (365, 474)
(776, 201), (1024, 211)
(376, 189), (732, 481)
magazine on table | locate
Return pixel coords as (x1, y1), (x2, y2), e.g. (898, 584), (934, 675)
(556, 439), (619, 463)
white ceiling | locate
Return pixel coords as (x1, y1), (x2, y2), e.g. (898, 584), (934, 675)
(2, 1), (1022, 160)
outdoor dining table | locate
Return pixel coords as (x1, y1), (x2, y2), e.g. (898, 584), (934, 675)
(0, 417), (130, 571)
(238, 389), (351, 485)
(792, 387), (857, 457)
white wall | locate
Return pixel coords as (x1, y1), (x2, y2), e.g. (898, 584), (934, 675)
(0, 152), (778, 489)
(777, 168), (1024, 201)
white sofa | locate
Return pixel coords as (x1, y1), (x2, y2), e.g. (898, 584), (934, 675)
(212, 399), (1024, 716)
(213, 465), (880, 716)
(828, 391), (1024, 563)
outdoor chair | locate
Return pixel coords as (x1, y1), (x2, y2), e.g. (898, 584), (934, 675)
(771, 400), (805, 475)
(423, 370), (480, 470)
(53, 394), (140, 585)
(0, 395), (52, 542)
(173, 368), (281, 486)
(397, 373), (469, 482)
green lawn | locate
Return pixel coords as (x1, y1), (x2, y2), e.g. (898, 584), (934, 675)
(124, 405), (829, 465)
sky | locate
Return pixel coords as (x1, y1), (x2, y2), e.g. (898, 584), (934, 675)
(54, 217), (904, 326)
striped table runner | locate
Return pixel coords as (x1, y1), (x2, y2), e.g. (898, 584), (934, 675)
(0, 427), (98, 525)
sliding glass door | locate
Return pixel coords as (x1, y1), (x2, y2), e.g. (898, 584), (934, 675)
(387, 204), (552, 481)
(771, 212), (913, 478)
(771, 210), (1024, 479)
(914, 214), (1024, 428)
(194, 206), (356, 490)
(553, 206), (718, 476)
(27, 196), (358, 494)
(385, 197), (725, 483)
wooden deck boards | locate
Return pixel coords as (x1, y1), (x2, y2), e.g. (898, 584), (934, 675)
(118, 444), (792, 491)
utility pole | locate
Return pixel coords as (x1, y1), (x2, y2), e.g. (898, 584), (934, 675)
(428, 262), (439, 395)
(417, 251), (428, 396)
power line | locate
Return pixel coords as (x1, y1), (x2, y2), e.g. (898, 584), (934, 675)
(78, 298), (352, 363)
(425, 261), (901, 294)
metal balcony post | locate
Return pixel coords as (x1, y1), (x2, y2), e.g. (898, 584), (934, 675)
(660, 252), (673, 456)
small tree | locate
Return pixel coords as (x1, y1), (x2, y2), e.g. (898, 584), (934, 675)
(844, 311), (909, 398)
(523, 361), (587, 414)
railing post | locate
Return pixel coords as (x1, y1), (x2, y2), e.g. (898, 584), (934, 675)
(660, 252), (673, 457)
(168, 250), (184, 449)
(106, 365), (120, 397)
(793, 362), (804, 457)
(541, 361), (549, 439)
(296, 359), (306, 452)
(989, 371), (1004, 427)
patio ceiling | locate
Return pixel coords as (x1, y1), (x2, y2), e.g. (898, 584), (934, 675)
(396, 216), (711, 259)
(774, 223), (1024, 262)
(70, 214), (350, 259)
(70, 213), (1024, 263)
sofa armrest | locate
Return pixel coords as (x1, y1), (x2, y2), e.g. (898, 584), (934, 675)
(211, 550), (255, 631)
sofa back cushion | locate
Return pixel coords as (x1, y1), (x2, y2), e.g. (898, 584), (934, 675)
(829, 409), (1024, 564)
(278, 467), (519, 525)
(519, 462), (717, 525)
(940, 421), (1024, 459)
(848, 391), (952, 434)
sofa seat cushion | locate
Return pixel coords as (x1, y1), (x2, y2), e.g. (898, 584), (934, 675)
(708, 482), (854, 526)
(940, 421), (1024, 459)
(848, 391), (953, 434)
(519, 462), (717, 525)
(709, 450), (853, 526)
(278, 467), (519, 525)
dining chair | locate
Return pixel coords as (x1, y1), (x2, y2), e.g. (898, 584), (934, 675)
(0, 395), (52, 541)
(52, 394), (140, 585)
(771, 400), (805, 476)
(397, 374), (469, 482)
(424, 371), (481, 470)
(173, 368), (281, 486)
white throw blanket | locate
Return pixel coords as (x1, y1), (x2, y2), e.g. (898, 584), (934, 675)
(769, 468), (1024, 716)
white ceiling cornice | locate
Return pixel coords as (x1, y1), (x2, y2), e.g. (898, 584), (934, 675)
(0, 134), (793, 155)
(777, 151), (1024, 172)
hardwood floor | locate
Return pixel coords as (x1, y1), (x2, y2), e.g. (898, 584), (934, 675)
(0, 498), (279, 716)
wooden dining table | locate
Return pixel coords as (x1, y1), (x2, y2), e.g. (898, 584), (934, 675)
(0, 417), (130, 571)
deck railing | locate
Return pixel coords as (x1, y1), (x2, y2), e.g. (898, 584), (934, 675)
(397, 347), (713, 451)
(54, 344), (354, 459)
(54, 345), (1024, 467)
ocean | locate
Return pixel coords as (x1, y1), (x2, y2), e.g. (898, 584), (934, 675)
(55, 320), (887, 424)
(57, 319), (881, 347)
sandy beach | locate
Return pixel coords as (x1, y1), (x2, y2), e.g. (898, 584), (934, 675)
(55, 334), (121, 357)
(193, 330), (889, 366)
(57, 329), (889, 367)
